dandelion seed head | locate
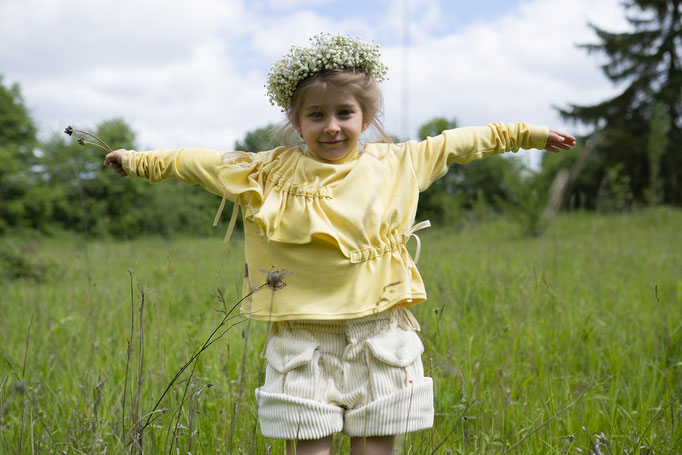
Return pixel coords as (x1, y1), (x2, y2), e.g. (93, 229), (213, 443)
(264, 268), (289, 290)
(12, 381), (25, 394)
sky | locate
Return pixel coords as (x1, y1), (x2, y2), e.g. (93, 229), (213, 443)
(1, 0), (630, 160)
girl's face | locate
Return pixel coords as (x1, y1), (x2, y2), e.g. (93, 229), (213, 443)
(296, 88), (369, 163)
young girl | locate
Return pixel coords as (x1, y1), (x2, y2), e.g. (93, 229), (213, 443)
(104, 34), (575, 455)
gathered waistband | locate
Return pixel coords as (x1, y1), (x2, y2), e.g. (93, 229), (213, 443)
(275, 305), (421, 334)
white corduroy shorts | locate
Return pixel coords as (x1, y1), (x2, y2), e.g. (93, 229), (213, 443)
(255, 307), (434, 440)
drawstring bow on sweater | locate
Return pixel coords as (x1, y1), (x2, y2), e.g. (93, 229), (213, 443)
(405, 220), (431, 303)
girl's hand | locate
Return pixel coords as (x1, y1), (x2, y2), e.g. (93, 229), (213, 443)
(545, 129), (576, 153)
(103, 149), (129, 177)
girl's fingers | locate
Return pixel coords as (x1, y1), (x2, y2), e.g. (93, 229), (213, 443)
(551, 140), (573, 151)
(103, 151), (128, 176)
(104, 149), (127, 166)
(549, 129), (576, 145)
(546, 129), (576, 153)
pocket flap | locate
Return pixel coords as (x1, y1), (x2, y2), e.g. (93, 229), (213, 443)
(265, 336), (318, 373)
(365, 329), (424, 368)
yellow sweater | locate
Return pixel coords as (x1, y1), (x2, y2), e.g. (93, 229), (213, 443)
(122, 123), (548, 321)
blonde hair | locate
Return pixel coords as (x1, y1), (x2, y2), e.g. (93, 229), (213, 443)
(280, 69), (392, 145)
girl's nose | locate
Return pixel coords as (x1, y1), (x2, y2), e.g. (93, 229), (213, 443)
(324, 119), (340, 135)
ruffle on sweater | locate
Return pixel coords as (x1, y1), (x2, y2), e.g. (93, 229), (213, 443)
(213, 146), (420, 264)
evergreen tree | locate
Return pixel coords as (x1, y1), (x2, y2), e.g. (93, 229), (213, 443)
(560, 0), (681, 205)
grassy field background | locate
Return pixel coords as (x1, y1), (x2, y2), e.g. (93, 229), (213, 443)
(1, 208), (680, 454)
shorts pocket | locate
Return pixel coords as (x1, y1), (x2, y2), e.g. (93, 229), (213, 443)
(365, 328), (424, 367)
(364, 326), (426, 401)
(265, 335), (318, 372)
(263, 334), (320, 400)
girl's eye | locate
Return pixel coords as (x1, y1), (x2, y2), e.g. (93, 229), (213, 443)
(308, 112), (324, 119)
(338, 109), (353, 116)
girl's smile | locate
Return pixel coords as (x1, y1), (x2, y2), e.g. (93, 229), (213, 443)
(296, 89), (369, 163)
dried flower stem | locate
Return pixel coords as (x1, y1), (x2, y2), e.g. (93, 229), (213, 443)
(122, 267), (135, 444)
(75, 129), (113, 152)
(136, 283), (267, 438)
(502, 379), (606, 454)
(130, 287), (145, 454)
(227, 277), (262, 453)
(0, 350), (58, 452)
(64, 126), (114, 153)
(422, 399), (475, 455)
(81, 139), (110, 152)
(16, 315), (33, 455)
(635, 392), (682, 450)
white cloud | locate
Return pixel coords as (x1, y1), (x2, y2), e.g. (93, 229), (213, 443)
(379, 0), (627, 142)
(1, 0), (627, 156)
(266, 0), (331, 11)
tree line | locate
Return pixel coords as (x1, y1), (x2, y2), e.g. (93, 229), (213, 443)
(1, 0), (679, 239)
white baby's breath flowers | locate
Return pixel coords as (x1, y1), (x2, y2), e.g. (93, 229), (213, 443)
(266, 33), (388, 111)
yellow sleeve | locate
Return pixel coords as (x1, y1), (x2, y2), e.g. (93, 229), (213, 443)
(121, 148), (224, 196)
(408, 122), (549, 191)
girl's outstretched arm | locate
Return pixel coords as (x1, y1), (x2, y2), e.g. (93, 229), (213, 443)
(103, 147), (225, 196)
(408, 123), (577, 192)
(545, 129), (576, 153)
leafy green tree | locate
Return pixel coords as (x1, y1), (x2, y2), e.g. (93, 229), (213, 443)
(416, 117), (459, 223)
(417, 117), (458, 140)
(0, 77), (38, 231)
(495, 168), (550, 237)
(37, 119), (138, 234)
(39, 119), (220, 238)
(234, 124), (282, 153)
(560, 0), (682, 205)
(416, 117), (525, 224)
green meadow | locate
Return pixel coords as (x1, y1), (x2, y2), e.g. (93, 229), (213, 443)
(1, 208), (680, 454)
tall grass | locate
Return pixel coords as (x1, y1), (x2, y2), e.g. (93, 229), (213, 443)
(1, 208), (680, 453)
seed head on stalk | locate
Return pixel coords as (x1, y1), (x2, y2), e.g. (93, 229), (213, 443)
(64, 125), (114, 153)
(263, 268), (290, 290)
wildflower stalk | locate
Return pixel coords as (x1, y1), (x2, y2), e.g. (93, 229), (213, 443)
(428, 399), (475, 455)
(502, 378), (606, 454)
(80, 138), (110, 152)
(17, 315), (32, 455)
(64, 126), (114, 153)
(121, 267), (135, 444)
(135, 282), (267, 438)
(131, 287), (145, 453)
(0, 350), (58, 452)
(228, 265), (260, 453)
(634, 392), (682, 451)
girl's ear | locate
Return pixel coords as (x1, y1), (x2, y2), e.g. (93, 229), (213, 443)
(292, 119), (302, 135)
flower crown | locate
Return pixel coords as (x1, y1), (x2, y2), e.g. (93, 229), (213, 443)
(266, 33), (388, 111)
